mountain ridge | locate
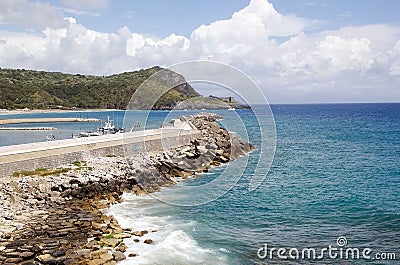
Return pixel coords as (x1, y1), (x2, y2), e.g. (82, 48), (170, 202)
(0, 67), (248, 110)
(0, 67), (198, 110)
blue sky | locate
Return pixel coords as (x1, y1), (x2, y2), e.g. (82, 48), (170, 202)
(0, 0), (400, 103)
(60, 0), (400, 38)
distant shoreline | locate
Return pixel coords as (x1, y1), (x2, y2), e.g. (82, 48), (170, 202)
(0, 106), (244, 116)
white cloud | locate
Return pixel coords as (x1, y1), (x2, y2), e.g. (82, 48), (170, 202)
(0, 0), (64, 29)
(62, 7), (100, 17)
(303, 2), (327, 7)
(0, 0), (399, 103)
(60, 0), (111, 10)
(321, 24), (400, 52)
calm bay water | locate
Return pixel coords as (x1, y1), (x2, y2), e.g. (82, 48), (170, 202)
(1, 104), (399, 264)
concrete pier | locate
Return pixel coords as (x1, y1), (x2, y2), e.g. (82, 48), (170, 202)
(0, 128), (200, 177)
(0, 117), (100, 125)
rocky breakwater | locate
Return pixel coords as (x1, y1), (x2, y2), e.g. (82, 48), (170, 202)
(154, 112), (255, 179)
(0, 113), (254, 264)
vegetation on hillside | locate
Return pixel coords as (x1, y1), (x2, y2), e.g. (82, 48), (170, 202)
(0, 67), (199, 110)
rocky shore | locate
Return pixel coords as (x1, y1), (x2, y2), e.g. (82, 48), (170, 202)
(0, 113), (254, 265)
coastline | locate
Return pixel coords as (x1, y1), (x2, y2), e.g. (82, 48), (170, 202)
(0, 113), (254, 264)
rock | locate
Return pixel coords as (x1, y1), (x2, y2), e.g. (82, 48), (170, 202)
(100, 238), (122, 248)
(100, 253), (113, 262)
(92, 221), (104, 230)
(5, 252), (20, 258)
(112, 251), (126, 261)
(92, 249), (109, 257)
(215, 149), (224, 155)
(132, 230), (148, 237)
(19, 251), (35, 259)
(75, 249), (91, 258)
(113, 233), (131, 239)
(87, 259), (105, 265)
(5, 257), (23, 263)
(144, 239), (153, 244)
(36, 253), (52, 262)
(53, 249), (66, 257)
(128, 253), (138, 257)
(116, 242), (127, 252)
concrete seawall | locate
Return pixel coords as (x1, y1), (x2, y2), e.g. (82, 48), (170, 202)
(0, 128), (200, 177)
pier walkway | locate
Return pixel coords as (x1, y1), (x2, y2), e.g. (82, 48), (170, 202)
(0, 128), (200, 177)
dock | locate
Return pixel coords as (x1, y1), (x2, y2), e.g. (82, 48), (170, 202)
(0, 118), (101, 125)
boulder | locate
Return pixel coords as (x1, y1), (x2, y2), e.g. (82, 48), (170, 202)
(132, 230), (148, 237)
(100, 238), (121, 248)
(112, 251), (126, 261)
(144, 239), (153, 244)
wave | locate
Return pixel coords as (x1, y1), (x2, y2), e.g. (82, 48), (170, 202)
(109, 194), (231, 265)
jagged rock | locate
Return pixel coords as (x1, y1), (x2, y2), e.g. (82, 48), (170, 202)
(35, 254), (52, 262)
(113, 233), (131, 239)
(112, 251), (126, 261)
(53, 249), (66, 257)
(100, 253), (113, 262)
(144, 239), (153, 244)
(132, 230), (148, 237)
(87, 259), (105, 265)
(5, 257), (23, 263)
(19, 251), (35, 259)
(116, 242), (127, 252)
(100, 238), (121, 248)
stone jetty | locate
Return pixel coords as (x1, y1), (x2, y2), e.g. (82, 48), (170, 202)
(0, 113), (254, 264)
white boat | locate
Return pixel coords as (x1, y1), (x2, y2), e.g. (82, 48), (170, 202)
(78, 116), (124, 137)
(98, 116), (117, 135)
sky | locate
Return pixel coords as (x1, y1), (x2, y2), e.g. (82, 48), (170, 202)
(0, 0), (400, 103)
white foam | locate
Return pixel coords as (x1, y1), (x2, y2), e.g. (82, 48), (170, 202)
(109, 194), (229, 265)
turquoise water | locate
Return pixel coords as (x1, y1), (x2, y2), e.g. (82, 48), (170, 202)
(1, 104), (399, 264)
(110, 104), (400, 264)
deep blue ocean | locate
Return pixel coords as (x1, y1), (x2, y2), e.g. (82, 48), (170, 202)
(1, 103), (399, 264)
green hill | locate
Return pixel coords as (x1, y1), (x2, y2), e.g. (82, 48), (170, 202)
(0, 67), (199, 110)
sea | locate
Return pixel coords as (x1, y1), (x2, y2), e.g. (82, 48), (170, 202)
(1, 103), (399, 264)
